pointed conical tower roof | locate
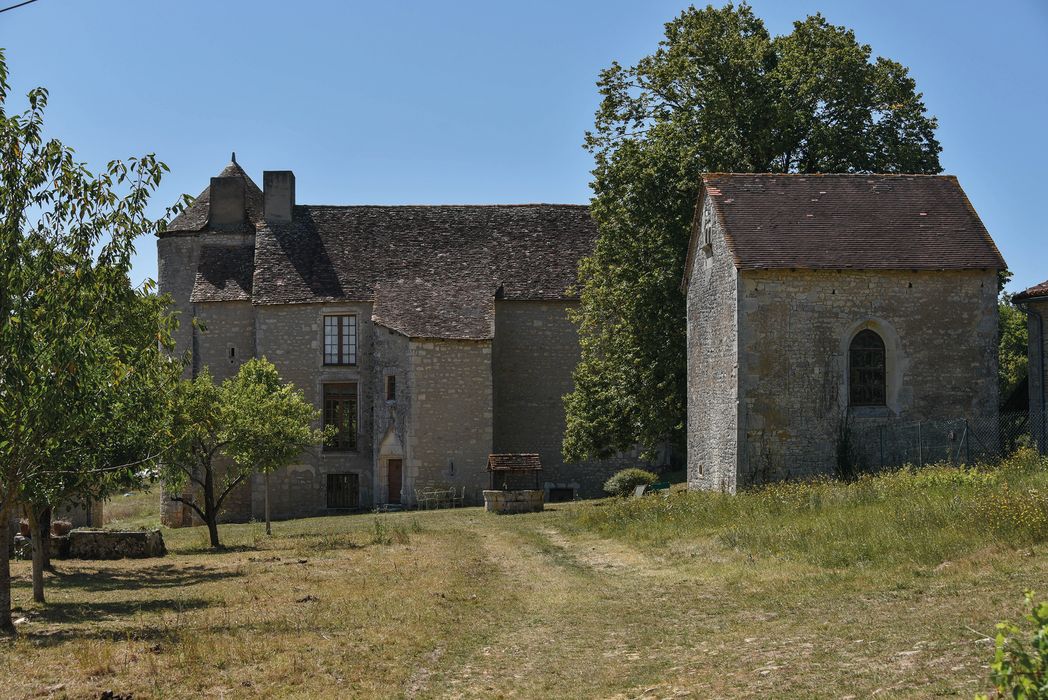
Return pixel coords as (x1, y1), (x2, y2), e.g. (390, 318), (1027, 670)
(167, 153), (264, 232)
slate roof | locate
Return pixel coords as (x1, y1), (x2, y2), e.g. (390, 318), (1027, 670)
(487, 454), (543, 471)
(190, 245), (254, 302)
(171, 161), (596, 339)
(167, 159), (264, 233)
(685, 173), (1005, 284)
(1014, 279), (1048, 302)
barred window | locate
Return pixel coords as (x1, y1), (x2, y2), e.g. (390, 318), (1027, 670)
(849, 329), (886, 407)
(326, 473), (359, 509)
(323, 315), (357, 365)
(323, 383), (358, 451)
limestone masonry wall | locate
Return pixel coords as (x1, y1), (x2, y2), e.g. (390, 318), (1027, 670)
(253, 302), (376, 518)
(493, 300), (632, 498)
(736, 268), (999, 485)
(407, 339), (493, 503)
(1028, 299), (1048, 452)
(686, 193), (740, 492)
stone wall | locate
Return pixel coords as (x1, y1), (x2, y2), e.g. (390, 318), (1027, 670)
(371, 326), (411, 504)
(158, 232), (256, 527)
(406, 339), (493, 503)
(735, 268), (999, 485)
(1027, 299), (1048, 452)
(253, 302), (377, 517)
(492, 300), (633, 498)
(686, 193), (740, 492)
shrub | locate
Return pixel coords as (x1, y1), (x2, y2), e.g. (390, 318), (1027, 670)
(603, 468), (659, 498)
(977, 591), (1048, 699)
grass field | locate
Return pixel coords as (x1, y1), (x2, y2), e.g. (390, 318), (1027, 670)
(2, 454), (1047, 698)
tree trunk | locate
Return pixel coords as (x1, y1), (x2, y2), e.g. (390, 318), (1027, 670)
(27, 508), (45, 604)
(0, 503), (15, 636)
(39, 506), (52, 571)
(265, 472), (272, 536)
(203, 463), (221, 549)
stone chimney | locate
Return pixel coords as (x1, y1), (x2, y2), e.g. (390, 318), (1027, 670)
(208, 176), (246, 227)
(264, 170), (296, 224)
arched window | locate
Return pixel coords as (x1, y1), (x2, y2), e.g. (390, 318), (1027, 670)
(849, 329), (886, 407)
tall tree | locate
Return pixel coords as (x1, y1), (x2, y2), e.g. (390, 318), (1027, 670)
(162, 358), (328, 549)
(0, 49), (184, 633)
(564, 4), (942, 461)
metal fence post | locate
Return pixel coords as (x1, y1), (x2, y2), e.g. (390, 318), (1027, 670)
(964, 419), (971, 465)
(917, 421), (923, 468)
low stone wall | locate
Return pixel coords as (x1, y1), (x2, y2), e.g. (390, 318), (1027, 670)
(67, 529), (166, 560)
(483, 489), (544, 514)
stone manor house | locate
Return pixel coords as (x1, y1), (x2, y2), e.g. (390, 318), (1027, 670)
(158, 157), (626, 524)
(684, 174), (1007, 491)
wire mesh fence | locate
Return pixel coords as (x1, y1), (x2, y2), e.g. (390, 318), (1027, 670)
(848, 410), (1047, 472)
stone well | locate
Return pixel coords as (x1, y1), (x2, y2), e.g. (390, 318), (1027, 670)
(483, 489), (544, 514)
(66, 529), (166, 560)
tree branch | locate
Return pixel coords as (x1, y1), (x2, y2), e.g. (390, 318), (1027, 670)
(168, 494), (205, 522)
(214, 473), (246, 512)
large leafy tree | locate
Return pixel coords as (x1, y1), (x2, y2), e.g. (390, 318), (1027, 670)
(564, 4), (942, 461)
(162, 358), (328, 549)
(0, 49), (184, 633)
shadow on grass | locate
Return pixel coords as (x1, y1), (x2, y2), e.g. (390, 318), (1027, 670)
(12, 563), (244, 594)
(168, 543), (259, 556)
(11, 596), (214, 647)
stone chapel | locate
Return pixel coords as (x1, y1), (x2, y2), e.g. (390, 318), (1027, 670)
(684, 173), (1006, 491)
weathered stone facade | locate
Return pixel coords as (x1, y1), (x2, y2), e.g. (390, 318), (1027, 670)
(1015, 281), (1048, 453)
(685, 175), (1005, 491)
(1029, 299), (1048, 452)
(158, 159), (628, 523)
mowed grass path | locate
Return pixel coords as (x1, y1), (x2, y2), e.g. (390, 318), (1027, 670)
(1, 493), (1042, 698)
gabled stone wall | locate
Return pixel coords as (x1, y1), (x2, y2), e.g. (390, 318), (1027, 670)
(686, 193), (741, 492)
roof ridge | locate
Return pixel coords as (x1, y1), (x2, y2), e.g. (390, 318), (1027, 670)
(296, 203), (590, 209)
(702, 172), (954, 178)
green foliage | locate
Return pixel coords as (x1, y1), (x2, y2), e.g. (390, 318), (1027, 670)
(575, 449), (1048, 568)
(0, 48), (185, 630)
(1000, 294), (1029, 404)
(565, 4), (942, 461)
(603, 468), (660, 497)
(977, 592), (1048, 699)
(161, 358), (329, 548)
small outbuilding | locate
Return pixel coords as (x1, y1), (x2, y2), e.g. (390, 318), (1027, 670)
(684, 173), (1006, 491)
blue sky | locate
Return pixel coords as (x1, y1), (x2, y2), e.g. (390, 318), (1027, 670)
(1, 0), (1045, 292)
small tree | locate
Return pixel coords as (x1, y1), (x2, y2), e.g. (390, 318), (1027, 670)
(162, 358), (328, 548)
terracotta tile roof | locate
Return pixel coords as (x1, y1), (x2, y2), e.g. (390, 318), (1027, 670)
(167, 160), (264, 233)
(685, 174), (1005, 282)
(487, 453), (542, 471)
(190, 245), (254, 303)
(1014, 279), (1048, 302)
